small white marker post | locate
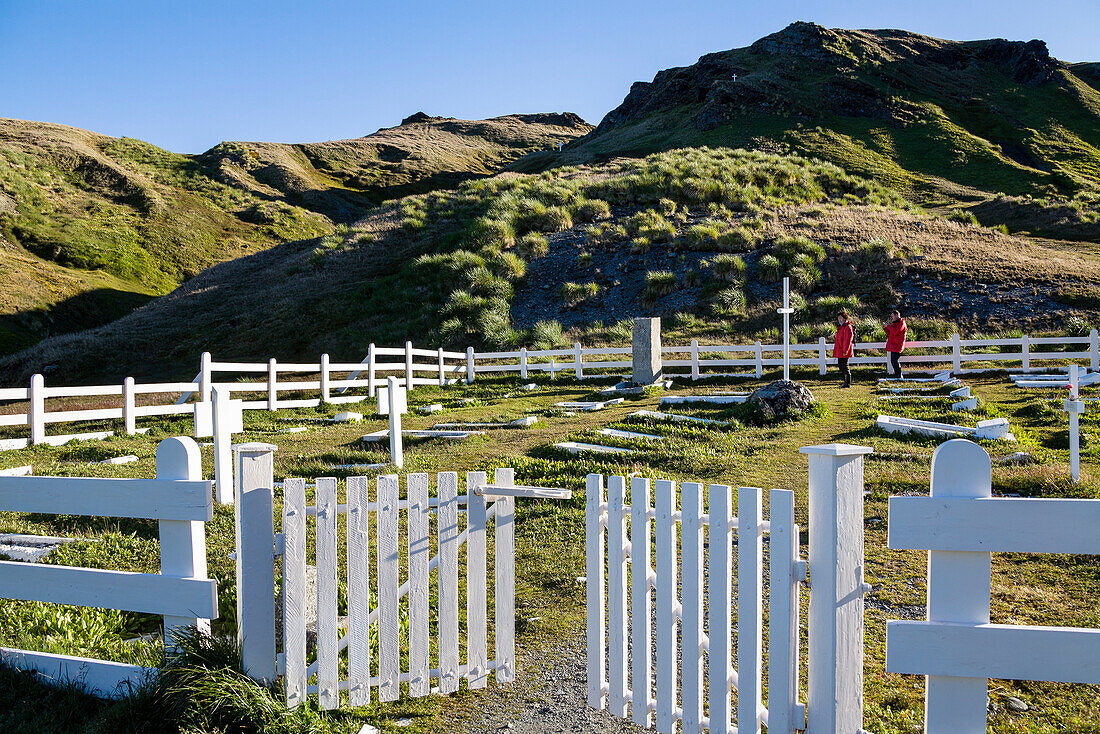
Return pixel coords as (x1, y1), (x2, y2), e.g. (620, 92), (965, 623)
(378, 376), (408, 468)
(777, 277), (795, 381)
(1065, 365), (1084, 483)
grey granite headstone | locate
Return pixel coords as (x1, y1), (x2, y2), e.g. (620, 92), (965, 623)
(632, 317), (662, 385)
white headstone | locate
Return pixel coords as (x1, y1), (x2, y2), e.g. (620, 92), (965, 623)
(632, 317), (662, 385)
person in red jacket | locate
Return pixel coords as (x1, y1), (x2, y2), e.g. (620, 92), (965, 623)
(884, 309), (908, 379)
(833, 310), (855, 388)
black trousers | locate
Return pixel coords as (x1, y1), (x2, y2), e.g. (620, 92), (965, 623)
(838, 357), (851, 386)
(889, 351), (904, 378)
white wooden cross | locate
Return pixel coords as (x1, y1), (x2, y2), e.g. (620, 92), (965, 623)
(1064, 365), (1084, 483)
(777, 277), (794, 381)
(378, 376), (408, 468)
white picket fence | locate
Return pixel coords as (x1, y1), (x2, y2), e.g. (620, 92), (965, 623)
(586, 476), (801, 733)
(0, 436), (217, 697)
(2, 332), (1096, 450)
(886, 438), (1100, 733)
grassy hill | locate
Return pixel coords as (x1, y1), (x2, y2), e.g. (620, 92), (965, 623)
(524, 23), (1100, 240)
(5, 146), (1099, 384)
(0, 114), (589, 356)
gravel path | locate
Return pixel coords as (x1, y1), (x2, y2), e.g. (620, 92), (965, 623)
(436, 634), (651, 733)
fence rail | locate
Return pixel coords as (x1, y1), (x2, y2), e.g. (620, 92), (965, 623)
(2, 331), (1097, 449)
(0, 437), (216, 698)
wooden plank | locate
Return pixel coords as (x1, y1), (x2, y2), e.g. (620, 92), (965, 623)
(606, 475), (628, 718)
(630, 477), (652, 728)
(282, 478), (307, 708)
(708, 483), (732, 734)
(585, 474), (605, 709)
(315, 477), (340, 710)
(408, 473), (430, 697)
(768, 489), (800, 734)
(0, 647), (154, 699)
(493, 468), (516, 684)
(654, 478), (678, 734)
(0, 562), (216, 617)
(346, 476), (371, 707)
(377, 474), (400, 702)
(0, 476), (212, 521)
(888, 496), (1100, 555)
(437, 471), (460, 694)
(466, 471), (489, 689)
(680, 482), (704, 734)
(737, 486), (763, 734)
(888, 621), (1100, 684)
(233, 443), (276, 682)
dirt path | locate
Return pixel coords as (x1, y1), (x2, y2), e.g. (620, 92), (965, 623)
(436, 634), (649, 733)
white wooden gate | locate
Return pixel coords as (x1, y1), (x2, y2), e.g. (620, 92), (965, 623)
(586, 476), (804, 734)
(274, 467), (569, 710)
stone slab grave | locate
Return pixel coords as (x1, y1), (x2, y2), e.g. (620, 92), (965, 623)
(660, 394), (749, 406)
(879, 371), (955, 384)
(276, 426), (309, 434)
(1012, 370), (1100, 389)
(553, 441), (637, 455)
(554, 398), (625, 412)
(600, 379), (672, 396)
(0, 465), (32, 477)
(361, 429), (485, 441)
(432, 416), (538, 429)
(628, 409), (730, 426)
(417, 403), (444, 414)
(99, 455), (138, 465)
(0, 428), (150, 453)
(0, 533), (79, 563)
(879, 385), (977, 411)
(876, 414), (1014, 441)
(596, 428), (664, 441)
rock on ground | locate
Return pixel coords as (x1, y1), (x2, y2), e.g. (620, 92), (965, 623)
(748, 379), (816, 420)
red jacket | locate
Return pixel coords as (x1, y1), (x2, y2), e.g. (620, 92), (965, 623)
(833, 321), (854, 358)
(885, 318), (907, 353)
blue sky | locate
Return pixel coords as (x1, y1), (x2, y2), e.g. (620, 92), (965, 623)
(2, 0), (1097, 153)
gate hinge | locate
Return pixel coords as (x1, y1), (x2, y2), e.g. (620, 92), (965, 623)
(796, 560), (808, 583)
(274, 533), (285, 558)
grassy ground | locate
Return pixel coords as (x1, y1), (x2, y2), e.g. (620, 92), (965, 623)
(0, 368), (1098, 732)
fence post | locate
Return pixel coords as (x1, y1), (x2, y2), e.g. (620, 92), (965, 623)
(29, 373), (45, 445)
(367, 343), (377, 397)
(267, 359), (277, 411)
(123, 377), (136, 435)
(1091, 329), (1099, 372)
(466, 346), (475, 383)
(1021, 335), (1030, 372)
(951, 333), (962, 375)
(585, 474), (606, 709)
(438, 347), (446, 386)
(212, 386), (234, 505)
(800, 442), (873, 734)
(690, 339), (699, 380)
(233, 441), (278, 683)
(520, 347), (528, 380)
(818, 337), (827, 376)
(200, 351), (212, 404)
(1067, 365), (1083, 484)
(575, 342), (583, 379)
(754, 341), (763, 379)
(923, 439), (992, 734)
(405, 340), (414, 392)
(320, 353), (330, 403)
(156, 436), (210, 652)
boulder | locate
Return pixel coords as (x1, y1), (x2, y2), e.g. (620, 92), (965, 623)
(748, 380), (816, 420)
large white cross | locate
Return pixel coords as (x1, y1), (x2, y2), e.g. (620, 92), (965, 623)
(1065, 364), (1084, 483)
(378, 376), (408, 468)
(777, 277), (794, 381)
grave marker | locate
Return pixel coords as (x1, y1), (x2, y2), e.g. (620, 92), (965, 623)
(632, 317), (662, 385)
(379, 377), (407, 468)
(777, 277), (794, 381)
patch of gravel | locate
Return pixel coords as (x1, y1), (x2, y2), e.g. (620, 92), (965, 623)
(437, 634), (651, 734)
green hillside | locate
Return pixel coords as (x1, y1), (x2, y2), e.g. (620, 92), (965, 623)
(6, 146), (1099, 385)
(532, 23), (1100, 240)
(0, 114), (590, 355)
